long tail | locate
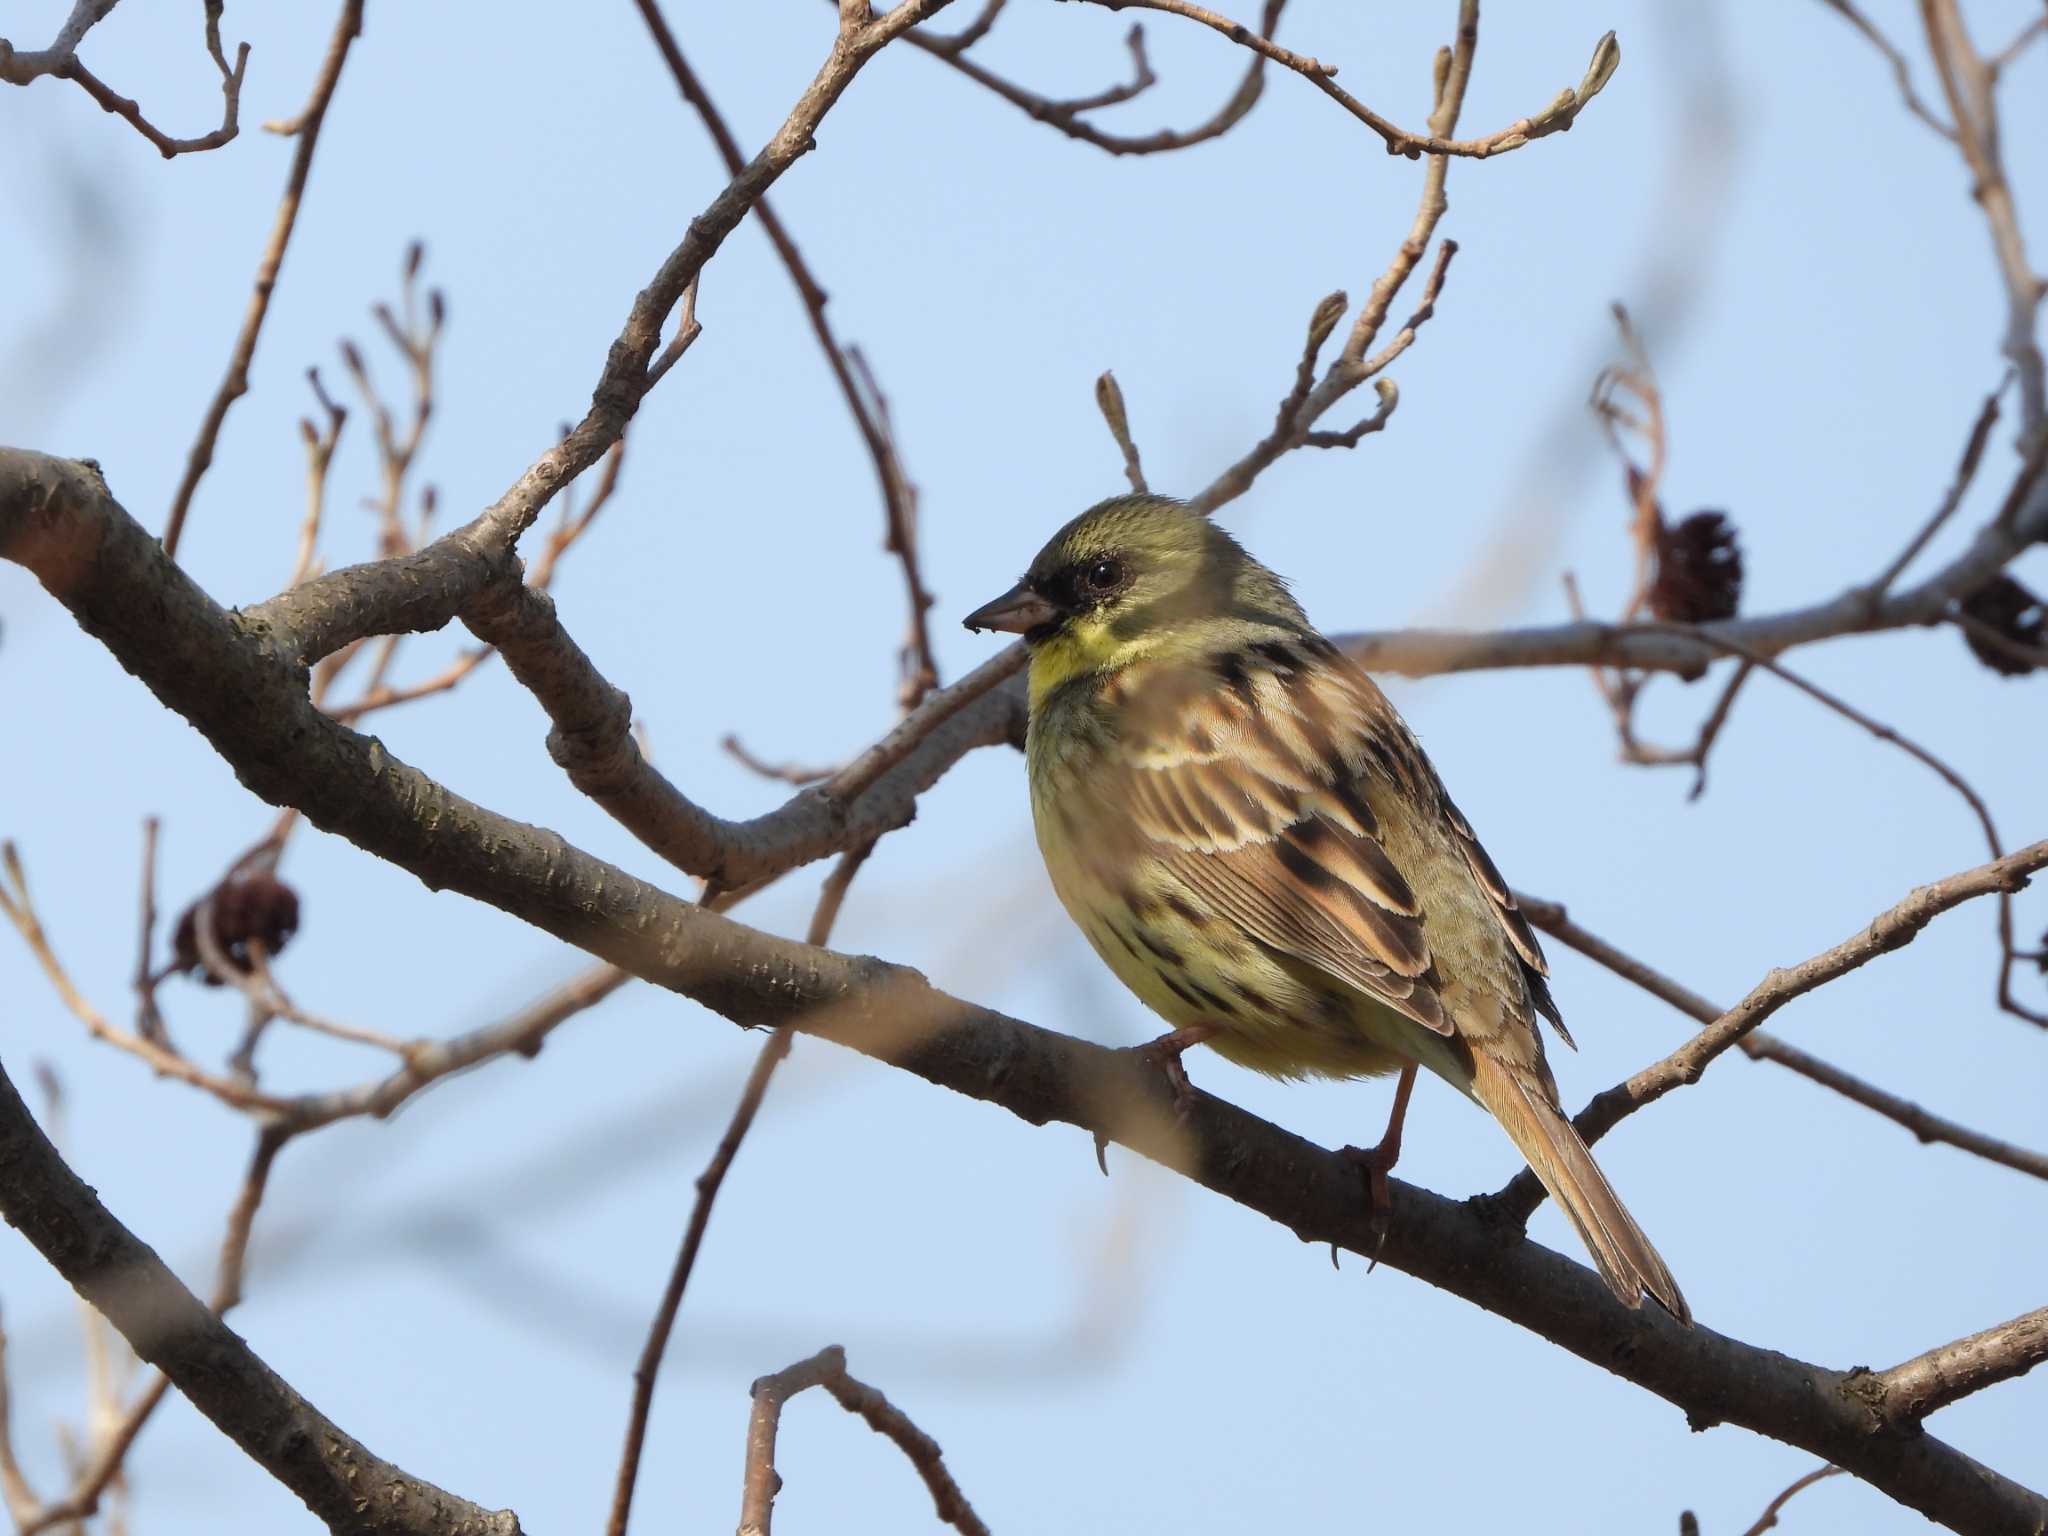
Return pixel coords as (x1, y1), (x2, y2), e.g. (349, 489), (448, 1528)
(1468, 1051), (1691, 1326)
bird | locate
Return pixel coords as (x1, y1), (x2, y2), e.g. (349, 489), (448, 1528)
(963, 493), (1689, 1324)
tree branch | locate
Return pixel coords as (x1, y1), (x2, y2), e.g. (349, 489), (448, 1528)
(903, 0), (1283, 157)
(0, 1060), (520, 1536)
(1872, 1307), (2048, 1424)
(4, 457), (2045, 1534)
(1494, 841), (2048, 1224)
(736, 1346), (988, 1536)
(1518, 896), (2048, 1184)
(1076, 0), (1619, 161)
(1, 0), (251, 160)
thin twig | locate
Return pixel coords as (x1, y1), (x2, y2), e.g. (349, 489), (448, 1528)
(1918, 0), (2047, 436)
(1094, 371), (1148, 493)
(848, 346), (941, 708)
(1518, 895), (2048, 1183)
(1815, 0), (1956, 137)
(1590, 303), (1669, 624)
(1, 844), (296, 1114)
(1649, 623), (2044, 1028)
(722, 735), (837, 786)
(1078, 0), (1619, 160)
(285, 368), (348, 588)
(736, 1346), (988, 1536)
(27, 1), (252, 159)
(1738, 1465), (1844, 1536)
(1187, 5), (1479, 516)
(0, 1312), (40, 1528)
(606, 1026), (796, 1536)
(1866, 375), (2007, 597)
(1495, 841), (2048, 1223)
(920, 0), (1006, 55)
(904, 0), (1278, 156)
(633, 0), (938, 708)
(607, 843), (878, 1536)
(160, 0), (364, 557)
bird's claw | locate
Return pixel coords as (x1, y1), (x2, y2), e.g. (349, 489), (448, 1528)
(1129, 1023), (1217, 1124)
(1338, 1141), (1398, 1270)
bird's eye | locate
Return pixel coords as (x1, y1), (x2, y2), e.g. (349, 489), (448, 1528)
(1082, 557), (1124, 594)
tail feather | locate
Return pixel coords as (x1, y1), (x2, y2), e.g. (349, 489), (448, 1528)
(1468, 1052), (1691, 1326)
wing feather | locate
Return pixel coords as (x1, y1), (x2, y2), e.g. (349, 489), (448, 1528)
(1118, 642), (1453, 1038)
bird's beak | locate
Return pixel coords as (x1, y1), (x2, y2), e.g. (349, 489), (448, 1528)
(962, 580), (1058, 635)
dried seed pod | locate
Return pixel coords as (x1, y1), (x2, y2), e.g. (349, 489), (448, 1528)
(1958, 574), (2044, 677)
(172, 872), (301, 984)
(1648, 510), (1743, 624)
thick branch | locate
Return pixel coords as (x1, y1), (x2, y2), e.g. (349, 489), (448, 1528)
(3, 457), (2044, 1535)
(0, 1060), (519, 1536)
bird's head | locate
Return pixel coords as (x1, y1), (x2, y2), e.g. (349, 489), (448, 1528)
(963, 494), (1305, 705)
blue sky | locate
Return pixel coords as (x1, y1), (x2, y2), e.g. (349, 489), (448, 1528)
(3, 2), (2045, 1532)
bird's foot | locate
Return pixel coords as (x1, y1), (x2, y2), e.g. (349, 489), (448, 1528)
(1335, 1062), (1417, 1269)
(1131, 1023), (1220, 1122)
(1093, 1024), (1221, 1174)
(1337, 1139), (1400, 1268)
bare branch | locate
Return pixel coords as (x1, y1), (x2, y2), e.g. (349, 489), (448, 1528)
(737, 1346), (988, 1536)
(1187, 6), (1480, 518)
(1094, 370), (1149, 493)
(6, 468), (2047, 1531)
(1867, 374), (2008, 597)
(1, 1), (251, 159)
(160, 0), (364, 558)
(1815, 0), (1956, 137)
(633, 0), (939, 707)
(0, 1062), (517, 1535)
(607, 1025), (795, 1536)
(1077, 0), (1620, 161)
(905, 0), (1282, 156)
(2, 842), (297, 1115)
(1738, 1465), (1845, 1536)
(1918, 0), (2047, 435)
(722, 735), (836, 786)
(918, 0), (1006, 56)
(1873, 1307), (2048, 1423)
(613, 837), (889, 1536)
(13, 1129), (286, 1536)
(1519, 895), (2048, 1184)
(1495, 841), (2048, 1224)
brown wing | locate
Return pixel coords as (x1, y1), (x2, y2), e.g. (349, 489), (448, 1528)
(1110, 638), (1452, 1038)
(1439, 791), (1571, 1046)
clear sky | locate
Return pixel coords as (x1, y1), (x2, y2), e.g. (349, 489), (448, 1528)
(3, 2), (2045, 1532)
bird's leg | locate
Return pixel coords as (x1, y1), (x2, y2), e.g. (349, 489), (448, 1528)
(1093, 1022), (1221, 1173)
(1339, 1061), (1418, 1262)
(1132, 1022), (1221, 1117)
